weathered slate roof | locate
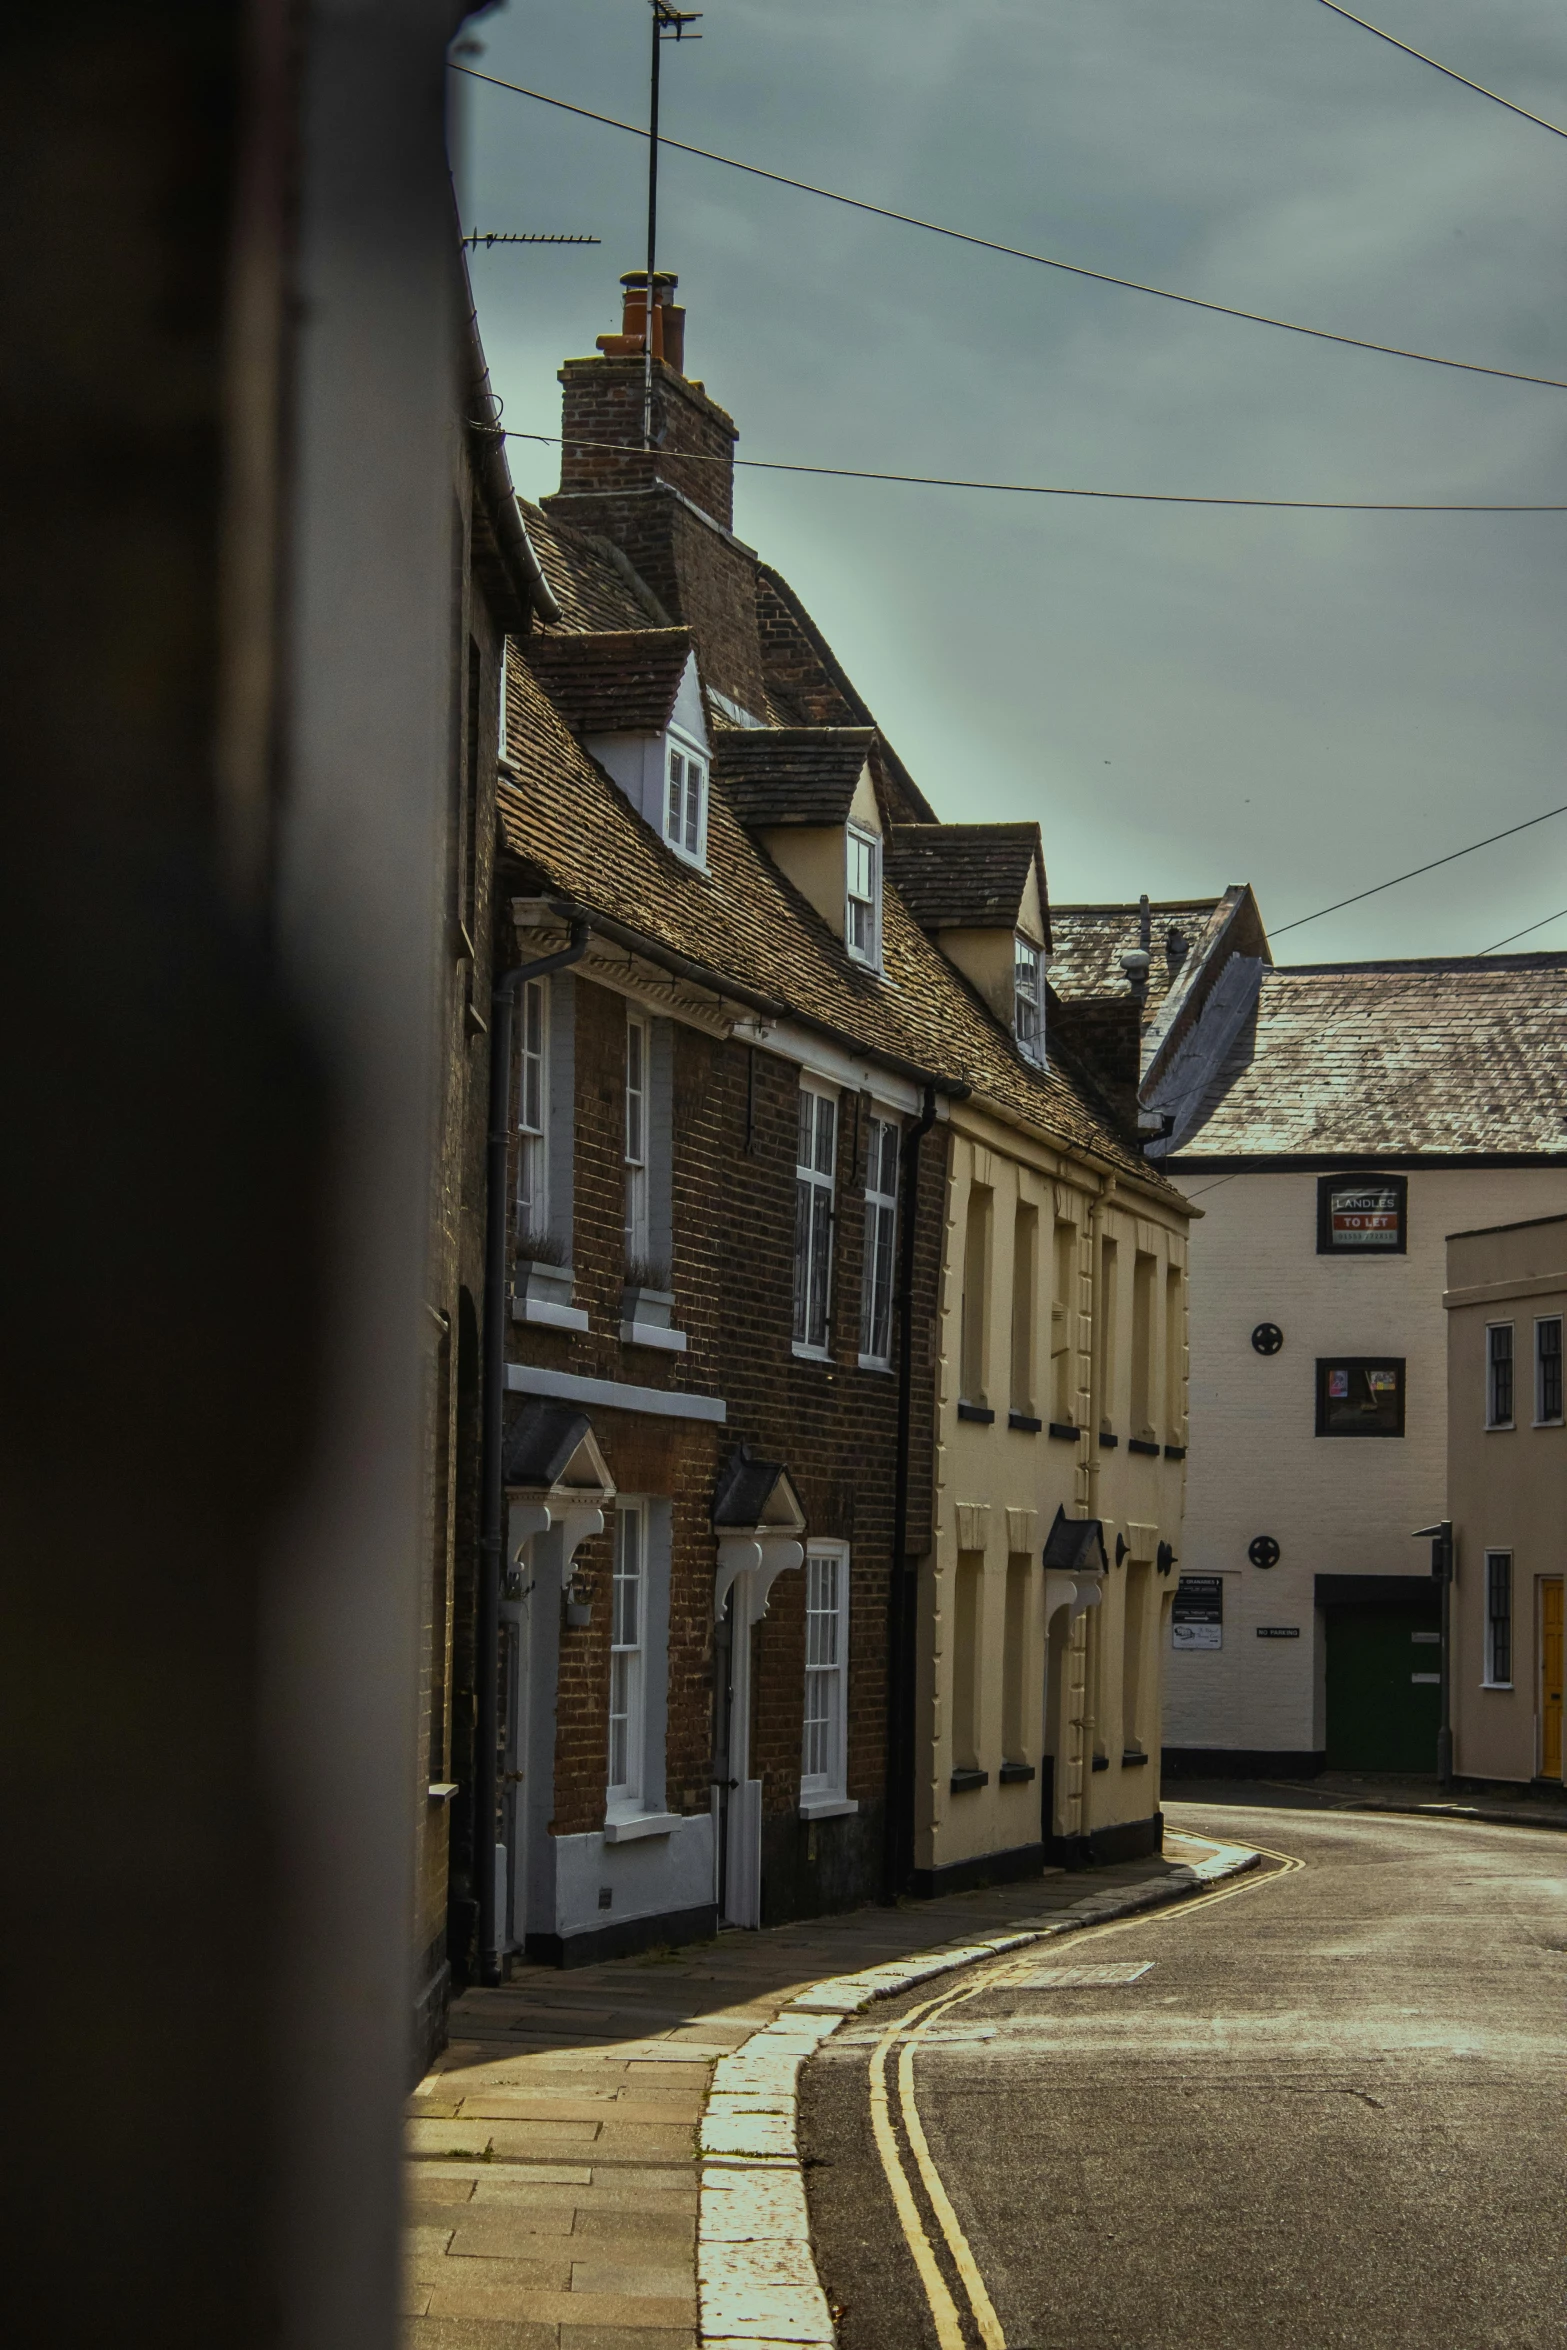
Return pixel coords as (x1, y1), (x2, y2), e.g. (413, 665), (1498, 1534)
(711, 728), (876, 827)
(887, 824), (1048, 938)
(497, 653), (1166, 1186)
(1049, 900), (1222, 1019)
(522, 628), (692, 735)
(1175, 956), (1567, 1158)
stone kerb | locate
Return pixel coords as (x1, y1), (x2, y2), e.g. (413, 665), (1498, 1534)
(694, 1844), (1259, 2350)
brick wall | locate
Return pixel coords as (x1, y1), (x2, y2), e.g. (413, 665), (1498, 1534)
(505, 972), (944, 1925)
(558, 355), (737, 532)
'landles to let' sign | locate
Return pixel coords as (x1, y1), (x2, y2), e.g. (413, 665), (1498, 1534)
(1329, 1183), (1400, 1245)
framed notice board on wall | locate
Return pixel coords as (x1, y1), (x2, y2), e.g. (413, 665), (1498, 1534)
(1171, 1575), (1223, 1651)
(1317, 1172), (1407, 1255)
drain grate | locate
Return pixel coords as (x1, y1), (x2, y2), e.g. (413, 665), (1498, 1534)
(1013, 1960), (1155, 1988)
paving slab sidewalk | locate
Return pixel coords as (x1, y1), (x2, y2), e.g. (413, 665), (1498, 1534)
(403, 1837), (1219, 2350)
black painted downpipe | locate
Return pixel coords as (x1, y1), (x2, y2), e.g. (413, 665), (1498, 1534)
(883, 1083), (939, 1902)
(475, 917), (590, 1984)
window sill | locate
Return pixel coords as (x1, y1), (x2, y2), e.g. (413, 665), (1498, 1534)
(1480, 1680), (1514, 1692)
(1485, 1422), (1516, 1433)
(857, 1353), (894, 1374)
(949, 1766), (989, 1793)
(998, 1761), (1035, 1785)
(1048, 1422), (1080, 1443)
(1532, 1419), (1564, 1429)
(1121, 1750), (1149, 1768)
(427, 1782), (459, 1803)
(957, 1401), (995, 1424)
(798, 1794), (860, 1821)
(1098, 1431), (1119, 1450)
(1128, 1437), (1160, 1457)
(1164, 1443), (1187, 1460)
(791, 1342), (833, 1364)
(620, 1321), (688, 1353)
(1008, 1411), (1042, 1433)
(1091, 1754), (1110, 1772)
(603, 1810), (683, 1843)
(514, 1295), (590, 1333)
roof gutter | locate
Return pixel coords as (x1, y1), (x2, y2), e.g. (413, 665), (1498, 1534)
(463, 277), (561, 627)
(523, 890), (971, 1104)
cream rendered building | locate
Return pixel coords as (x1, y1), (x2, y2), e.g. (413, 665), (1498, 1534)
(1447, 1215), (1567, 1788)
(917, 1107), (1191, 1882)
(886, 827), (1194, 1886)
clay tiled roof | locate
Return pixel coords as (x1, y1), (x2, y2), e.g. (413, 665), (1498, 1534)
(711, 729), (876, 828)
(1176, 956), (1567, 1158)
(497, 654), (1164, 1186)
(1049, 900), (1222, 1019)
(524, 504), (669, 632)
(887, 825), (1048, 939)
(522, 629), (692, 735)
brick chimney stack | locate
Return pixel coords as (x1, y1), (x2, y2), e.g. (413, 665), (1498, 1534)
(555, 268), (738, 533)
(545, 270), (767, 719)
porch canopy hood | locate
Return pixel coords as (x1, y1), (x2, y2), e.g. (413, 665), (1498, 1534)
(712, 1443), (806, 1622)
(1042, 1504), (1109, 1624)
(504, 1401), (617, 1579)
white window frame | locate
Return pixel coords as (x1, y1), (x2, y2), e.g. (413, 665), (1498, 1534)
(516, 975), (549, 1247)
(859, 1113), (899, 1369)
(1486, 1321), (1515, 1430)
(497, 634), (513, 761)
(793, 1083), (838, 1359)
(1483, 1549), (1513, 1688)
(845, 825), (881, 969)
(625, 1011), (650, 1267)
(608, 1502), (646, 1807)
(663, 735), (708, 868)
(800, 1542), (855, 1816)
(1014, 935), (1044, 1066)
(1535, 1316), (1563, 1426)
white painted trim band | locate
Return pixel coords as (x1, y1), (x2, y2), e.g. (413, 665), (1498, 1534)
(506, 1361), (727, 1424)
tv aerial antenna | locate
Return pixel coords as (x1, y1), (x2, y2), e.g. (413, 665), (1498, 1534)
(462, 231), (602, 249)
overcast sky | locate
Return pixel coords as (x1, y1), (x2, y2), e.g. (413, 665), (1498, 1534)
(455, 0), (1567, 963)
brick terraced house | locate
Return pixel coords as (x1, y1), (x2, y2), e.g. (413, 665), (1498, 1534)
(467, 272), (1194, 1973)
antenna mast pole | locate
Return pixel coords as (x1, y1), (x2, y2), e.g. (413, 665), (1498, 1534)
(644, 2), (701, 450)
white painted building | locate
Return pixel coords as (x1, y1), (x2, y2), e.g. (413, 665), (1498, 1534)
(1050, 890), (1567, 1774)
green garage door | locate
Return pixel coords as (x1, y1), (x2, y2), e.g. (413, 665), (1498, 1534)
(1325, 1600), (1441, 1772)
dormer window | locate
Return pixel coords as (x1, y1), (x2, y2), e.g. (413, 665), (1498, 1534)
(846, 826), (881, 968)
(665, 743), (706, 864)
(1014, 935), (1044, 1064)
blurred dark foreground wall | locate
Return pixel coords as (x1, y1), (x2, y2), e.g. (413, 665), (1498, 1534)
(0, 3), (476, 2342)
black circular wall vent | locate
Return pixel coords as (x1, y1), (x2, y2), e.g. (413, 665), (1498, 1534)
(1248, 1535), (1281, 1569)
(1251, 1322), (1284, 1355)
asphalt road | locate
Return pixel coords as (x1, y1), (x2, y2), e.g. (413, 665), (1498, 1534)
(801, 1804), (1567, 2349)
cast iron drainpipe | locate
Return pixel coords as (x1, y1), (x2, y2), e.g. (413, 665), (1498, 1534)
(883, 1082), (939, 1903)
(475, 916), (591, 1984)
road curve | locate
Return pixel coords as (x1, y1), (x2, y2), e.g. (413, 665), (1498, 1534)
(801, 1803), (1567, 2350)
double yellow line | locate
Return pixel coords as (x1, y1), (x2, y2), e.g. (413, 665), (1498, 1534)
(866, 1843), (1305, 2350)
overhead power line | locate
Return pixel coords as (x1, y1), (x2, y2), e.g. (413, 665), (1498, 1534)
(450, 63), (1567, 396)
(505, 426), (1567, 510)
(1271, 801), (1567, 938)
(1314, 0), (1567, 142)
(1480, 904), (1567, 954)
